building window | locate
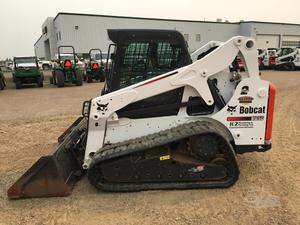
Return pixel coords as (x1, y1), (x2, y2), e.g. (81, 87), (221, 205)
(196, 34), (201, 42)
(75, 25), (79, 30)
(282, 40), (300, 47)
(56, 33), (59, 41)
(184, 34), (189, 42)
(59, 31), (61, 40)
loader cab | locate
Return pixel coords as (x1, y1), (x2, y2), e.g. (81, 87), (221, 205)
(103, 29), (191, 94)
(101, 29), (215, 119)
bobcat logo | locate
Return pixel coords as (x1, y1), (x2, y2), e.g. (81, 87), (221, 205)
(227, 105), (237, 113)
(97, 102), (109, 111)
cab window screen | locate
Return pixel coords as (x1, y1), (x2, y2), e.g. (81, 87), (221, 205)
(120, 43), (149, 88)
(123, 43), (149, 66)
(119, 41), (182, 89)
(157, 42), (180, 68)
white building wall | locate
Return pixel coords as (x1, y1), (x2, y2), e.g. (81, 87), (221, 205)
(256, 35), (280, 49)
(34, 13), (300, 59)
(34, 17), (57, 59)
(251, 22), (300, 36)
(46, 18), (58, 59)
(55, 14), (239, 54)
(34, 36), (45, 58)
(239, 23), (254, 37)
(247, 22), (300, 48)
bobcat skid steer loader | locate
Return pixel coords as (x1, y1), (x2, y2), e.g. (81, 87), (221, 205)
(275, 47), (300, 70)
(8, 30), (276, 199)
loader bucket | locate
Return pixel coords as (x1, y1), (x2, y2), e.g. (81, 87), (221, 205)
(7, 117), (88, 199)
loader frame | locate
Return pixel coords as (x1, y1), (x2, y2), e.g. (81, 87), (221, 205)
(83, 36), (261, 169)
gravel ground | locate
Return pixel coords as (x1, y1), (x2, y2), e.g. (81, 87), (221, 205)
(0, 71), (299, 225)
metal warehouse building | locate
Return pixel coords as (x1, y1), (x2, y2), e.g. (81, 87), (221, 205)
(34, 12), (300, 60)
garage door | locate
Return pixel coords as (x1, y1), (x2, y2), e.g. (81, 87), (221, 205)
(256, 35), (280, 49)
(282, 35), (300, 47)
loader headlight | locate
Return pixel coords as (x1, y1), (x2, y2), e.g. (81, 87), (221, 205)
(82, 101), (91, 117)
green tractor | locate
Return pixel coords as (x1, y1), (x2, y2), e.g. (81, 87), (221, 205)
(13, 57), (44, 89)
(51, 46), (83, 87)
(85, 49), (105, 83)
(0, 66), (6, 90)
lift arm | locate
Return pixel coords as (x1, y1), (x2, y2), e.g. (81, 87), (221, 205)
(190, 40), (223, 62)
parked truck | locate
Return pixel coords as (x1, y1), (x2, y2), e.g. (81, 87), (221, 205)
(12, 56), (43, 89)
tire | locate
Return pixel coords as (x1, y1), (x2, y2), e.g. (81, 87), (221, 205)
(289, 62), (295, 71)
(52, 71), (57, 85)
(259, 63), (265, 70)
(87, 72), (93, 83)
(55, 70), (65, 88)
(75, 70), (83, 86)
(15, 78), (22, 89)
(100, 75), (105, 82)
(283, 64), (290, 71)
(0, 78), (4, 90)
(37, 76), (43, 87)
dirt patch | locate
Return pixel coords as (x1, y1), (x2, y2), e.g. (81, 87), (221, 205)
(0, 71), (299, 225)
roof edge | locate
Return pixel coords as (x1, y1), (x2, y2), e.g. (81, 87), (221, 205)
(53, 12), (239, 24)
(53, 12), (300, 27)
(240, 20), (300, 26)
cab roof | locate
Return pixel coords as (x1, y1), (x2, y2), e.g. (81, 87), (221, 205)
(14, 56), (37, 59)
(107, 29), (187, 46)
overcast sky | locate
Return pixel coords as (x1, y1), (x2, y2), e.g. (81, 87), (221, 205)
(1, 0), (300, 59)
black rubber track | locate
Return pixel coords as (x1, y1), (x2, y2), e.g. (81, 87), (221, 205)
(87, 120), (240, 192)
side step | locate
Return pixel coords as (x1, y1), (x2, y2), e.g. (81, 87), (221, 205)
(7, 117), (87, 199)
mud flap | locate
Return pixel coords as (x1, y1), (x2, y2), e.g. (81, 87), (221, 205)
(7, 117), (88, 199)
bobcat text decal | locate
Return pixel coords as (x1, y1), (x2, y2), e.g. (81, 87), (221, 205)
(240, 106), (265, 114)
